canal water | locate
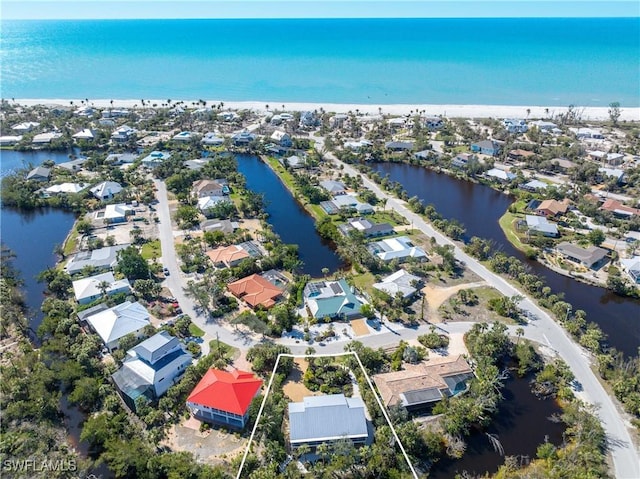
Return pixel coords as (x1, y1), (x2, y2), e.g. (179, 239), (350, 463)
(236, 153), (343, 277)
(429, 373), (566, 479)
(0, 149), (78, 177)
(371, 162), (640, 358)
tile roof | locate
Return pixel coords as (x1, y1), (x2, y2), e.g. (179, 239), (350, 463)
(227, 274), (283, 309)
(206, 245), (250, 266)
(187, 369), (262, 416)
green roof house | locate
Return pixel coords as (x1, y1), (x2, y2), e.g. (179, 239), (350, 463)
(303, 278), (364, 320)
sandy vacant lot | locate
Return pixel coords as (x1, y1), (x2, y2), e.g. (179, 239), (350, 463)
(350, 319), (370, 337)
(282, 358), (319, 402)
(423, 281), (486, 320)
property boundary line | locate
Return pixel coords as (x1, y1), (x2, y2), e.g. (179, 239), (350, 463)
(235, 351), (419, 479)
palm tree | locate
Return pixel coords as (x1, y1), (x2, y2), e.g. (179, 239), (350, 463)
(97, 280), (111, 298)
(516, 327), (525, 345)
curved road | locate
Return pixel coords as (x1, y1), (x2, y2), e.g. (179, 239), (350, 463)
(154, 155), (639, 478)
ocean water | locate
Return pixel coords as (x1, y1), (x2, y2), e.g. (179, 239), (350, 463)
(1, 18), (638, 106)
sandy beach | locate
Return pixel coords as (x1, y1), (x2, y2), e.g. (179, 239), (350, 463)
(13, 98), (640, 122)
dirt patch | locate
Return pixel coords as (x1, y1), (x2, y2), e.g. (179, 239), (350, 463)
(282, 358), (318, 402)
(350, 319), (370, 337)
(423, 281), (486, 312)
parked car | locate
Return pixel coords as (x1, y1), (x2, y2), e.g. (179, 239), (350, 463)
(163, 267), (170, 276)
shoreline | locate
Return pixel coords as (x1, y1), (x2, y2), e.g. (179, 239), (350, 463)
(11, 98), (640, 122)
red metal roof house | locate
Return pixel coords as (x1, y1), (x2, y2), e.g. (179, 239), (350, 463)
(186, 369), (262, 429)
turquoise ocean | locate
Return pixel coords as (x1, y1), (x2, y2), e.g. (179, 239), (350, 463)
(1, 18), (639, 106)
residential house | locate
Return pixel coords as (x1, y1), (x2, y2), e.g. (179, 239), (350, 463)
(486, 168), (516, 182)
(279, 154), (306, 169)
(303, 278), (364, 320)
(111, 124), (137, 143)
(141, 151), (171, 168)
(503, 119), (528, 133)
(184, 158), (213, 170)
(103, 108), (130, 118)
(288, 394), (369, 450)
(65, 244), (130, 275)
(206, 241), (262, 268)
(620, 256), (640, 284)
(321, 195), (374, 215)
(373, 356), (474, 411)
(57, 158), (88, 172)
(471, 139), (501, 156)
(26, 166), (51, 182)
(320, 180), (347, 196)
(529, 120), (558, 131)
(12, 121), (40, 133)
(423, 116), (444, 130)
(72, 272), (131, 304)
(388, 117), (407, 129)
(97, 203), (134, 223)
(172, 131), (199, 142)
(192, 179), (225, 198)
(372, 269), (422, 299)
(106, 153), (138, 165)
(72, 129), (96, 141)
(186, 369), (262, 429)
(231, 130), (256, 146)
(201, 219), (239, 234)
(598, 168), (625, 184)
(202, 132), (225, 146)
(112, 331), (192, 410)
(0, 135), (22, 146)
(300, 111), (318, 128)
(83, 301), (150, 351)
(197, 196), (230, 214)
(551, 158), (577, 172)
(385, 141), (414, 152)
(604, 153), (624, 166)
(32, 132), (62, 144)
(219, 111), (239, 122)
(451, 153), (473, 168)
(227, 274), (284, 309)
(520, 179), (548, 192)
(414, 150), (441, 161)
(271, 130), (293, 148)
(338, 218), (394, 238)
(90, 181), (123, 200)
(329, 114), (349, 129)
(574, 128), (604, 140)
(367, 236), (427, 262)
(344, 140), (372, 151)
(599, 199), (640, 218)
(556, 242), (608, 270)
(535, 198), (571, 217)
(508, 149), (535, 161)
(44, 182), (88, 195)
(525, 215), (559, 237)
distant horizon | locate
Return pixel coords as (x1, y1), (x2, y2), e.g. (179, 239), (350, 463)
(2, 16), (638, 21)
(2, 1), (639, 20)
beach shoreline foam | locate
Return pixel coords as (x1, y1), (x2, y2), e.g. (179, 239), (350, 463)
(12, 99), (640, 122)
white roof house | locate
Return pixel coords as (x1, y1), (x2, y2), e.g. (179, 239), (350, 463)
(73, 129), (96, 140)
(620, 256), (640, 284)
(84, 301), (150, 351)
(486, 168), (516, 182)
(12, 121), (40, 133)
(202, 132), (225, 146)
(320, 180), (347, 195)
(112, 331), (192, 408)
(32, 132), (62, 144)
(98, 203), (134, 223)
(598, 168), (625, 182)
(65, 244), (130, 275)
(45, 182), (89, 195)
(91, 181), (123, 200)
(141, 151), (171, 167)
(197, 195), (230, 212)
(72, 272), (131, 304)
(373, 269), (422, 298)
(172, 131), (199, 142)
(289, 394), (369, 449)
(0, 135), (23, 146)
(525, 215), (559, 237)
(111, 124), (137, 142)
(367, 236), (427, 262)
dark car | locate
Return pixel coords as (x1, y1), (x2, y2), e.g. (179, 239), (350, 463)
(163, 267), (170, 276)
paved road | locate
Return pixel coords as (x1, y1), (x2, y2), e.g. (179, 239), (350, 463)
(329, 154), (639, 479)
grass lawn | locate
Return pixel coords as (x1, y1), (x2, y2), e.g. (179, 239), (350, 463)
(141, 240), (162, 260)
(63, 226), (80, 257)
(188, 322), (205, 337)
(498, 210), (531, 254)
(351, 272), (376, 292)
(370, 210), (409, 226)
(208, 338), (240, 361)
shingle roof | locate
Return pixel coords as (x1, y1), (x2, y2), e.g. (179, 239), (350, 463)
(187, 369), (262, 416)
(85, 301), (150, 345)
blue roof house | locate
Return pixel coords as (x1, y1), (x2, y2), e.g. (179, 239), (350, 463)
(303, 279), (364, 320)
(471, 139), (501, 156)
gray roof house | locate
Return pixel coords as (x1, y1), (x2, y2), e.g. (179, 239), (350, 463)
(525, 215), (559, 237)
(112, 331), (192, 410)
(321, 194), (374, 215)
(320, 180), (347, 195)
(620, 256), (640, 284)
(26, 166), (51, 182)
(385, 141), (415, 151)
(83, 301), (150, 351)
(65, 244), (130, 275)
(288, 394), (369, 449)
(373, 269), (422, 299)
(486, 168), (516, 182)
(338, 218), (394, 238)
(471, 139), (501, 156)
(72, 272), (131, 304)
(556, 242), (608, 270)
(367, 236), (427, 262)
(90, 181), (123, 200)
(303, 279), (364, 320)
